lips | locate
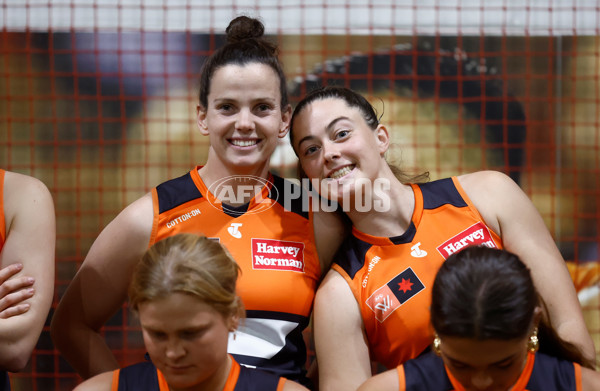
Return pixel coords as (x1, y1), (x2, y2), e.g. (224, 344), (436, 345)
(328, 165), (355, 179)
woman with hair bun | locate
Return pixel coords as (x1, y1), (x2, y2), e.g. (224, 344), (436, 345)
(52, 16), (344, 388)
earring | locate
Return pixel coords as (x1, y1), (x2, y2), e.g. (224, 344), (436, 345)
(433, 334), (441, 356)
(527, 327), (539, 353)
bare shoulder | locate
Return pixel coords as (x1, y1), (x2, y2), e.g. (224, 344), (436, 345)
(73, 371), (114, 391)
(283, 378), (310, 391)
(3, 171), (54, 218)
(456, 170), (518, 196)
(581, 365), (600, 391)
(357, 369), (399, 391)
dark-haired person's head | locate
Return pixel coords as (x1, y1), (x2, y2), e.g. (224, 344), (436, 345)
(430, 246), (592, 390)
(198, 15), (288, 109)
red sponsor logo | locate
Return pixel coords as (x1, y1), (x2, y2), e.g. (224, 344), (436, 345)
(252, 238), (305, 273)
(437, 222), (498, 259)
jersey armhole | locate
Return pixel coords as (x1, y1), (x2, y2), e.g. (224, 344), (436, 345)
(111, 369), (120, 391)
(574, 362), (582, 391)
(330, 264), (361, 300)
(148, 188), (160, 247)
(451, 176), (502, 240)
(276, 377), (286, 391)
(397, 365), (406, 391)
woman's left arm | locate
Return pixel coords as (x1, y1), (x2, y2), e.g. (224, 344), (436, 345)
(459, 170), (596, 363)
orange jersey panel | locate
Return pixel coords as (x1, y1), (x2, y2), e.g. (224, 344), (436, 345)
(332, 177), (503, 368)
(149, 167), (320, 383)
(0, 169), (5, 250)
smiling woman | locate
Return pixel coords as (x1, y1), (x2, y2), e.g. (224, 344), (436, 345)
(50, 15), (345, 388)
(73, 233), (309, 391)
(289, 86), (595, 391)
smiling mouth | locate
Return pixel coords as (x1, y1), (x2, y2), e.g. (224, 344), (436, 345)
(230, 139), (259, 147)
(329, 165), (355, 179)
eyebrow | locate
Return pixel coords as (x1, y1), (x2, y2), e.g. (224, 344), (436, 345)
(296, 116), (351, 147)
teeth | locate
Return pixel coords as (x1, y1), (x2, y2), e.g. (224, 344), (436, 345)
(330, 166), (353, 179)
(231, 139), (258, 147)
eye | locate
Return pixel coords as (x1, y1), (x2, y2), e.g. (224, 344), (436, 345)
(334, 129), (351, 140)
(148, 330), (167, 341)
(218, 103), (234, 112)
(256, 103), (271, 112)
(303, 145), (320, 157)
(494, 360), (514, 369)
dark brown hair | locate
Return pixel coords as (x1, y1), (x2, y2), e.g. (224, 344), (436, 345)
(290, 86), (429, 184)
(198, 16), (288, 109)
(431, 246), (594, 369)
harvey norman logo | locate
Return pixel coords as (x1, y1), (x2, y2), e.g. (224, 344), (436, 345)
(436, 222), (498, 259)
(252, 239), (305, 273)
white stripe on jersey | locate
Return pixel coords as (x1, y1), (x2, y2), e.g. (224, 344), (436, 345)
(227, 318), (299, 359)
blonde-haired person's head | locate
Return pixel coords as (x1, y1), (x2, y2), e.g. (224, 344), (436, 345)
(129, 233), (243, 321)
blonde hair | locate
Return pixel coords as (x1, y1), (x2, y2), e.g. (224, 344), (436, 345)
(129, 233), (243, 319)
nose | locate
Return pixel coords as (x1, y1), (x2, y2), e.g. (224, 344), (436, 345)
(235, 108), (255, 132)
(322, 140), (341, 162)
(470, 370), (493, 390)
(165, 338), (186, 360)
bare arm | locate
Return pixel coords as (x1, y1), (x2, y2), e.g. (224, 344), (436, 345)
(73, 371), (114, 391)
(459, 170), (596, 363)
(314, 270), (371, 391)
(581, 365), (600, 391)
(0, 172), (55, 372)
(50, 193), (153, 379)
(357, 368), (399, 391)
(0, 263), (35, 319)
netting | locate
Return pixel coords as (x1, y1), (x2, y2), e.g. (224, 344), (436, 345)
(1, 1), (599, 390)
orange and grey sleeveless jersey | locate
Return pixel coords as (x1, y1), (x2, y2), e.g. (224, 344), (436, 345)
(0, 169), (5, 252)
(397, 351), (582, 390)
(332, 177), (503, 368)
(150, 167), (320, 383)
(0, 170), (11, 391)
(111, 357), (287, 391)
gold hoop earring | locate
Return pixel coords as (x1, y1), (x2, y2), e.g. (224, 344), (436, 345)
(527, 327), (539, 353)
(433, 334), (441, 356)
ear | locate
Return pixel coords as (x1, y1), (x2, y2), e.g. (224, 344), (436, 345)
(228, 312), (240, 332)
(375, 124), (390, 155)
(278, 104), (292, 139)
(196, 104), (209, 135)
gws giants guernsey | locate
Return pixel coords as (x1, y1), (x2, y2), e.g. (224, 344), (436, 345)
(397, 351), (582, 391)
(0, 169), (5, 252)
(150, 167), (320, 384)
(332, 177), (503, 368)
(0, 169), (10, 391)
(111, 356), (287, 391)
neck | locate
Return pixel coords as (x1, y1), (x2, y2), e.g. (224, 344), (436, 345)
(199, 151), (271, 186)
(346, 172), (414, 237)
(171, 355), (232, 391)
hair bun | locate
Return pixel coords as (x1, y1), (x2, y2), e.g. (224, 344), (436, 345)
(226, 16), (265, 44)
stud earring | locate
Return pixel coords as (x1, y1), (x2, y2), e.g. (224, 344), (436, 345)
(527, 327), (539, 353)
(433, 334), (441, 356)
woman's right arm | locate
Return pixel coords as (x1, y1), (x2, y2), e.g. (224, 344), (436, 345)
(357, 368), (399, 391)
(50, 193), (154, 380)
(73, 371), (114, 391)
(314, 269), (371, 391)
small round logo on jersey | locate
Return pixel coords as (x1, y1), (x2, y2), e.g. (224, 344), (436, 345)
(206, 175), (278, 216)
